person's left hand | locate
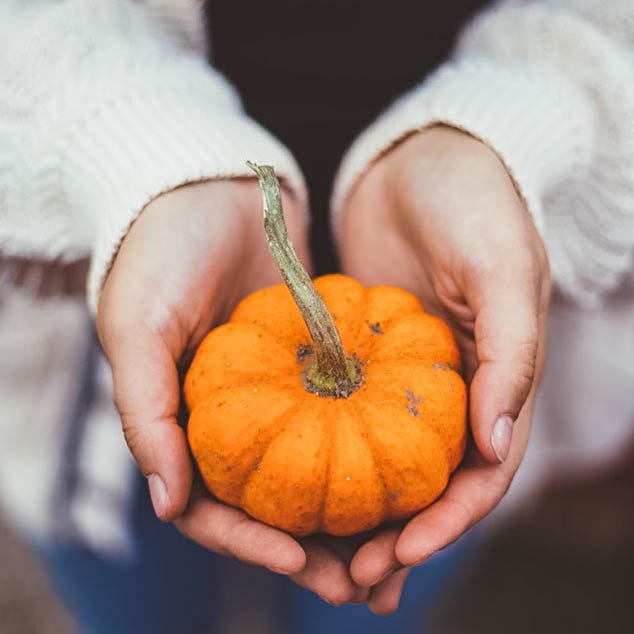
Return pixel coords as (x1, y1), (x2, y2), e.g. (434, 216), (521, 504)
(336, 125), (551, 614)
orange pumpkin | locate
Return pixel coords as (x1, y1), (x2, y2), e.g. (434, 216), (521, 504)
(185, 164), (467, 536)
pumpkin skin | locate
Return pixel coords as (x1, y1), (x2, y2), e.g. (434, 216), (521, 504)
(185, 274), (467, 536)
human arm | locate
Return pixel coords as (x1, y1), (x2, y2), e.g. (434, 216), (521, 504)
(333, 0), (634, 613)
(0, 0), (367, 603)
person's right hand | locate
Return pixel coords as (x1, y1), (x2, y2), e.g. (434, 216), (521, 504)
(336, 126), (551, 613)
(97, 178), (368, 605)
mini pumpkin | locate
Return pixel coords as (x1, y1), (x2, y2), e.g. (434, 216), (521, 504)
(185, 164), (467, 536)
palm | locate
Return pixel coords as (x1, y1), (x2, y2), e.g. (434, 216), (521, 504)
(339, 194), (479, 380)
(337, 126), (550, 612)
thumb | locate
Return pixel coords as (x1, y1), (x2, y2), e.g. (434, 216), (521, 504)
(100, 322), (193, 520)
(467, 274), (541, 464)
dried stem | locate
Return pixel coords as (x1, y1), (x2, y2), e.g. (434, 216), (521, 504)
(247, 162), (359, 397)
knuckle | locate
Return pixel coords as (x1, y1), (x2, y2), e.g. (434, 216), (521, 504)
(444, 496), (475, 530)
(515, 339), (538, 373)
(490, 465), (513, 499)
(119, 414), (173, 471)
(511, 340), (538, 390)
(121, 420), (148, 463)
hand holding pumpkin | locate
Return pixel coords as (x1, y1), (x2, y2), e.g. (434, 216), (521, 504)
(96, 124), (551, 613)
(338, 125), (551, 613)
(96, 179), (372, 603)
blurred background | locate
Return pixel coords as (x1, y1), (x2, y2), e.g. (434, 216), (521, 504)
(2, 445), (632, 633)
(2, 1), (633, 631)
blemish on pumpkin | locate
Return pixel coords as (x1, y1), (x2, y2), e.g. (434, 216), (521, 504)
(296, 344), (313, 363)
(406, 389), (424, 417)
(389, 491), (401, 503)
(433, 362), (449, 371)
(254, 455), (262, 471)
(345, 476), (351, 482)
(367, 321), (384, 335)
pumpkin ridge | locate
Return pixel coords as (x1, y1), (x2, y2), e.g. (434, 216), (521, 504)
(369, 366), (465, 394)
(355, 397), (450, 519)
(314, 275), (368, 349)
(352, 402), (389, 520)
(189, 386), (301, 506)
(366, 312), (460, 366)
(237, 400), (306, 511)
(367, 373), (466, 473)
(353, 285), (424, 347)
(184, 322), (300, 409)
(321, 401), (386, 534)
(194, 376), (300, 408)
(224, 320), (304, 355)
(315, 405), (336, 533)
(228, 283), (308, 344)
(347, 292), (371, 348)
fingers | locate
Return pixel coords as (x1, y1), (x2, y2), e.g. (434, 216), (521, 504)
(100, 322), (192, 520)
(175, 497), (306, 575)
(395, 449), (515, 567)
(291, 539), (369, 605)
(367, 568), (410, 616)
(350, 527), (401, 587)
(465, 263), (542, 463)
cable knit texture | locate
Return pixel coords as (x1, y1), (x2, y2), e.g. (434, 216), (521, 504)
(0, 0), (307, 311)
(333, 0), (634, 304)
(1, 0), (633, 307)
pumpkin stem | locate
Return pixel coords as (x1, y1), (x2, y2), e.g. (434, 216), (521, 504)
(247, 162), (361, 398)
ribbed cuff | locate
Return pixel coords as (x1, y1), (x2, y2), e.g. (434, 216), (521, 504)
(332, 59), (592, 241)
(61, 86), (307, 313)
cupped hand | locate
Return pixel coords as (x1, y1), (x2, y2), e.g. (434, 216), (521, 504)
(97, 178), (366, 604)
(338, 125), (551, 613)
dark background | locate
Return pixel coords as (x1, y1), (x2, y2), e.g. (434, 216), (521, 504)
(208, 0), (488, 273)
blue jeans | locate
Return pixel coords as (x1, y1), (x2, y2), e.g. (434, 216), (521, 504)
(37, 478), (478, 633)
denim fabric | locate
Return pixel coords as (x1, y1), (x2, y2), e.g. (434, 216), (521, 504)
(36, 476), (478, 634)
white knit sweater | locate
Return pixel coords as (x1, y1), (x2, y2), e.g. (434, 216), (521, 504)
(0, 0), (633, 552)
(1, 0), (633, 308)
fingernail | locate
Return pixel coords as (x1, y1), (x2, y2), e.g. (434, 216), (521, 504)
(491, 416), (514, 462)
(148, 474), (169, 518)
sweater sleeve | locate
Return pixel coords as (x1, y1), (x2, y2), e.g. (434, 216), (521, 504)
(0, 0), (306, 311)
(332, 0), (634, 304)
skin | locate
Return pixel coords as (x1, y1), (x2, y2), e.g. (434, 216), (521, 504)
(338, 125), (551, 613)
(97, 124), (551, 612)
